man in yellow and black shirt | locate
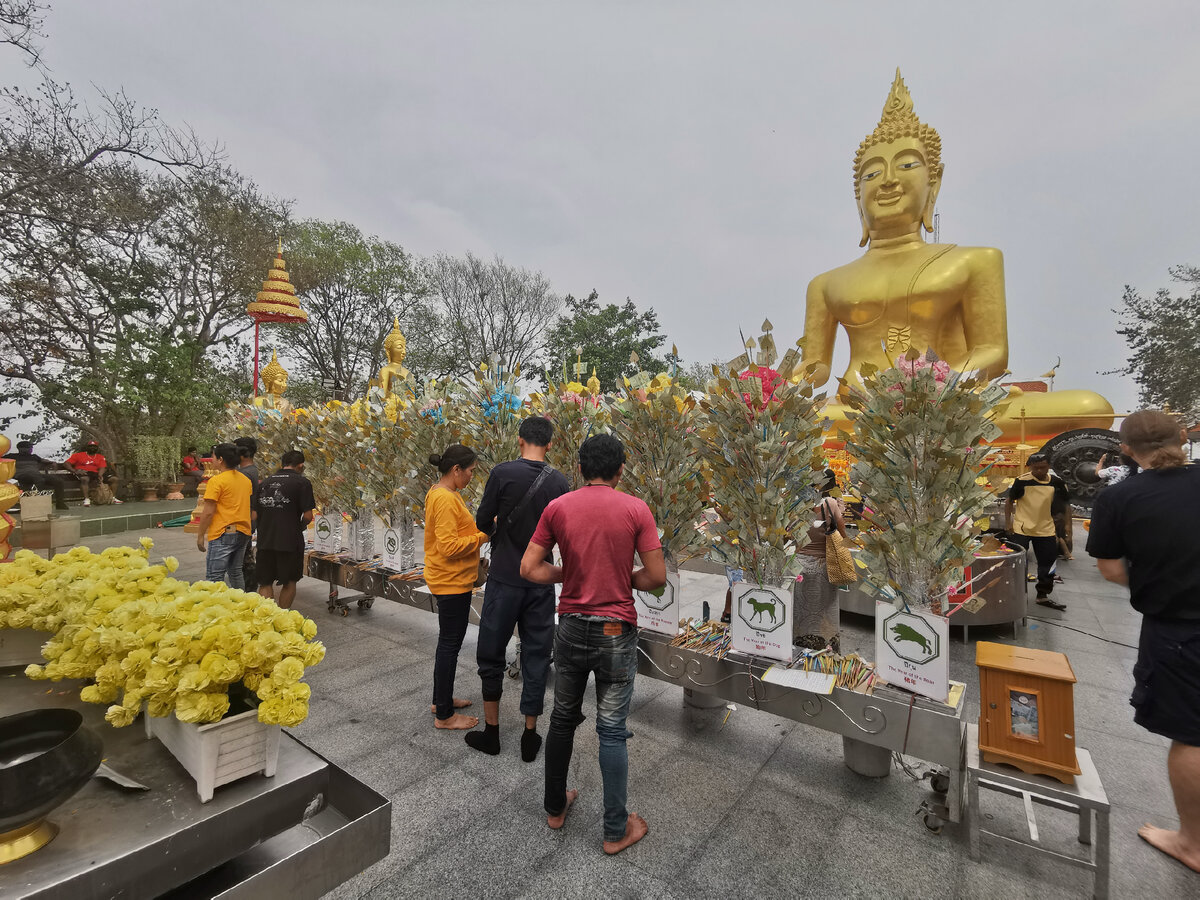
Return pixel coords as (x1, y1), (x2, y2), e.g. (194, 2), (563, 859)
(1005, 453), (1071, 610)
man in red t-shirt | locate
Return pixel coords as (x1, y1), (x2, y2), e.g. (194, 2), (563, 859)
(521, 433), (664, 856)
(64, 440), (122, 505)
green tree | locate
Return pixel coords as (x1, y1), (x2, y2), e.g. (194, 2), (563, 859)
(0, 165), (283, 462)
(1112, 266), (1200, 419)
(423, 252), (561, 378)
(269, 219), (433, 400)
(542, 291), (668, 391)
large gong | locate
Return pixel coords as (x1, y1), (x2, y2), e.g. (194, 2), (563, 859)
(1036, 428), (1121, 509)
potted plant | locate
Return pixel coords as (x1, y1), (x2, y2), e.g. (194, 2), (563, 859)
(132, 436), (181, 502)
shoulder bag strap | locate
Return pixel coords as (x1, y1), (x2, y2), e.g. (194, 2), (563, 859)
(504, 464), (556, 535)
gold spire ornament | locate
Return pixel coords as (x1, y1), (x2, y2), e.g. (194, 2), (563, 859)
(247, 240), (307, 397)
(586, 367), (601, 397)
(377, 317), (411, 396)
(247, 241), (309, 323)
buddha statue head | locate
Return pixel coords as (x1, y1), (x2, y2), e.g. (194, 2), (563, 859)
(384, 317), (407, 366)
(260, 350), (288, 396)
(853, 69), (943, 247)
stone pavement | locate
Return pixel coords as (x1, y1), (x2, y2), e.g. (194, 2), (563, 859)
(65, 527), (1197, 899)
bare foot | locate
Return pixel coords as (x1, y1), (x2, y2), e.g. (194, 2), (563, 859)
(434, 713), (478, 730)
(430, 698), (473, 714)
(547, 789), (578, 830)
(1138, 823), (1200, 873)
(603, 813), (648, 855)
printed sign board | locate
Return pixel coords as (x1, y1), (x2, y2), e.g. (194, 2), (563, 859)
(874, 601), (950, 703)
(729, 583), (794, 663)
(634, 571), (681, 636)
(382, 526), (403, 571)
(312, 512), (341, 554)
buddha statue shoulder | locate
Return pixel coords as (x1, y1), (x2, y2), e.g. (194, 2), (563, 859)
(801, 70), (1111, 441)
(377, 317), (411, 397)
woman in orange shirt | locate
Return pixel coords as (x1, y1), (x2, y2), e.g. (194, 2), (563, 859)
(424, 444), (489, 730)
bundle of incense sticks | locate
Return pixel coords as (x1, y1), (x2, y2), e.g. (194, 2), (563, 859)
(789, 650), (877, 693)
(669, 618), (732, 660)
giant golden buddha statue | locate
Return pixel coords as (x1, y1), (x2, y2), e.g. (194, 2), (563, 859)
(801, 70), (1112, 442)
(376, 317), (411, 397)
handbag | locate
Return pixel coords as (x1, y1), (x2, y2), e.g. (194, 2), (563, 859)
(821, 500), (858, 585)
(474, 555), (490, 587)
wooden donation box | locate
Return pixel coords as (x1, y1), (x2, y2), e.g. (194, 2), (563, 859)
(976, 642), (1081, 784)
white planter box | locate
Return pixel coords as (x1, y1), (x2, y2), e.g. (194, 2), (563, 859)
(145, 704), (281, 802)
(19, 494), (53, 521)
(0, 627), (46, 667)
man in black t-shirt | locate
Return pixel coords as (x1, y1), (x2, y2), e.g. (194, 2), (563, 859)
(235, 437), (261, 590)
(1087, 410), (1200, 873)
(255, 450), (315, 609)
(6, 441), (69, 510)
(464, 416), (569, 761)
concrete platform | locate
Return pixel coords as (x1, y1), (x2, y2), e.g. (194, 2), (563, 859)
(31, 527), (1197, 900)
(5, 498), (195, 547)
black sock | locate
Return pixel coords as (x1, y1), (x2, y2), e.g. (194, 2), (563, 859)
(465, 723), (500, 755)
(521, 726), (543, 763)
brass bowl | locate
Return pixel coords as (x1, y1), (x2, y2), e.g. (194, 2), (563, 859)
(0, 708), (103, 863)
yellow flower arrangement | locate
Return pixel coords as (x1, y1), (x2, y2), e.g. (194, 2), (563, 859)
(0, 540), (324, 728)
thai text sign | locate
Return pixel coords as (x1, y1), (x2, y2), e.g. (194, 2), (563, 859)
(634, 571), (680, 636)
(730, 583), (794, 663)
(313, 512), (341, 554)
(874, 601), (949, 703)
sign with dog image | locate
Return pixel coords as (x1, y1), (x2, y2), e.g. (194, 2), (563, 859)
(730, 583), (794, 662)
(874, 601), (949, 703)
(312, 511), (341, 554)
(635, 571), (680, 636)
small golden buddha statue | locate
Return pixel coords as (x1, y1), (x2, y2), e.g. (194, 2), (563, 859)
(377, 317), (411, 397)
(801, 70), (1112, 441)
(255, 350), (290, 410)
(586, 367), (601, 397)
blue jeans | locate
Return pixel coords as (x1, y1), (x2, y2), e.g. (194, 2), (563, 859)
(205, 531), (248, 588)
(476, 579), (555, 716)
(544, 615), (638, 841)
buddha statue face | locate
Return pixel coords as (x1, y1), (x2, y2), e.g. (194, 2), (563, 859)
(853, 70), (944, 246)
(266, 370), (287, 394)
(856, 136), (941, 239)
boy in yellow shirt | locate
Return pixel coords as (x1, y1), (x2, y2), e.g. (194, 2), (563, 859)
(196, 442), (253, 588)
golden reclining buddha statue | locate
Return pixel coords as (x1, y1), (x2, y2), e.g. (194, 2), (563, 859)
(801, 70), (1113, 442)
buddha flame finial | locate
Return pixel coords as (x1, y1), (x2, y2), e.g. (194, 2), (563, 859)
(853, 68), (942, 198)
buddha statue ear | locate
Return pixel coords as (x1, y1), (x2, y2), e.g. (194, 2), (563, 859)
(858, 210), (870, 248)
(921, 164), (944, 235)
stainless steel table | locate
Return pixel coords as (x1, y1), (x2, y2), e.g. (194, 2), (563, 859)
(0, 674), (391, 900)
(966, 723), (1110, 899)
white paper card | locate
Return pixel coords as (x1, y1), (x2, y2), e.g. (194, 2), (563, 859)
(729, 583), (794, 662)
(634, 571), (680, 636)
(762, 666), (836, 695)
(874, 601), (950, 703)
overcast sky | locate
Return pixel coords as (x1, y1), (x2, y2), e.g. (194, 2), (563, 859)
(11, 1), (1200, 418)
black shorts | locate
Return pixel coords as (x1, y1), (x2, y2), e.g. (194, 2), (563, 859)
(1132, 616), (1200, 746)
(256, 548), (304, 587)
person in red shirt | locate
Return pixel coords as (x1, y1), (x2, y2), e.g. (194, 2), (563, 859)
(521, 433), (665, 856)
(64, 440), (122, 505)
(181, 447), (203, 495)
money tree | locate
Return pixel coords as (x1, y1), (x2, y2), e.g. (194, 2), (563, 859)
(843, 348), (1010, 614)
